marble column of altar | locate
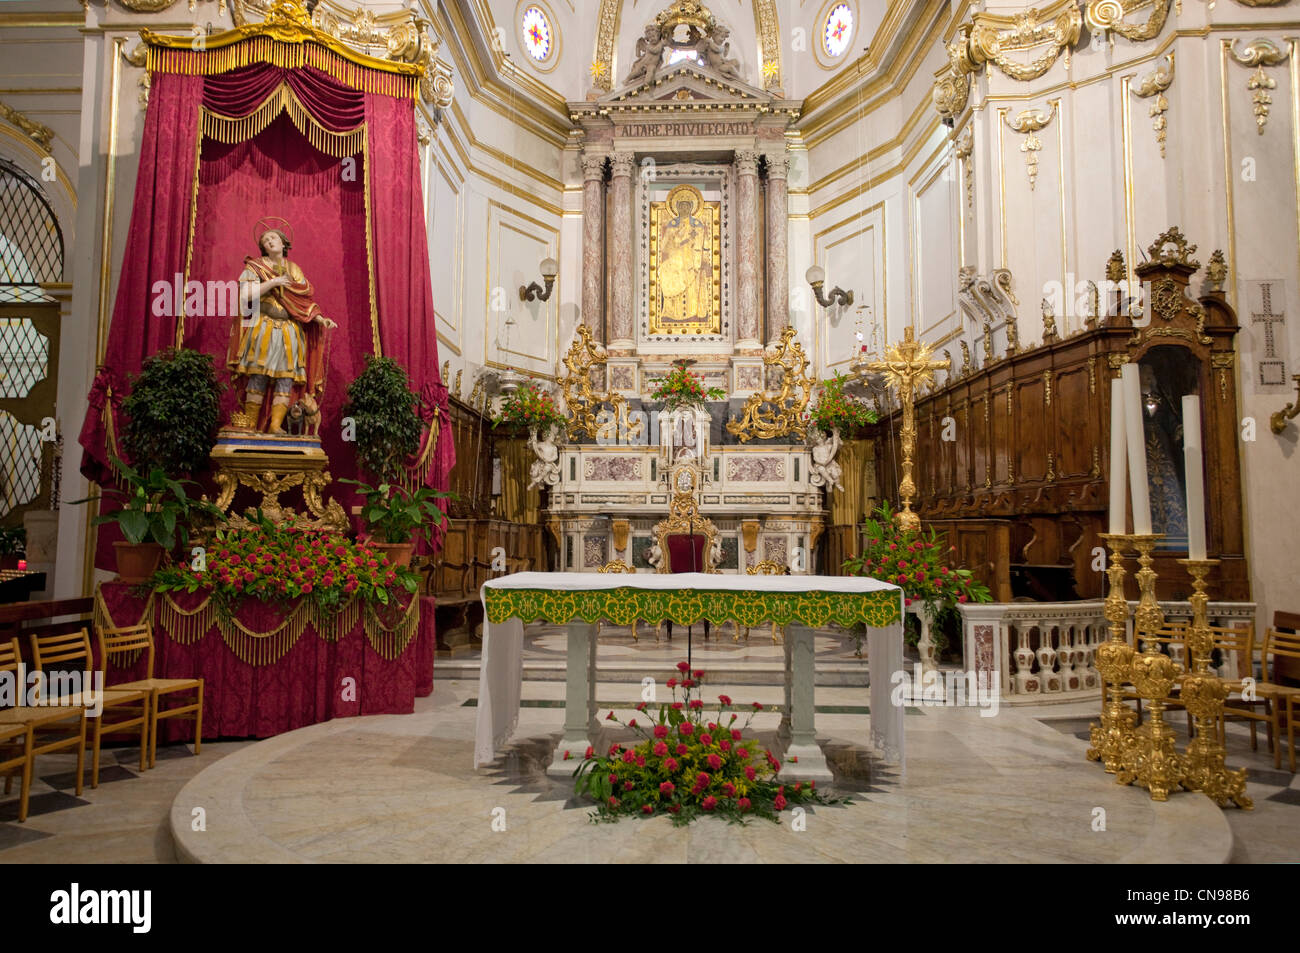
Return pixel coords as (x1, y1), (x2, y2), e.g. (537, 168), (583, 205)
(764, 151), (790, 341)
(609, 152), (636, 348)
(581, 152), (607, 340)
(735, 149), (761, 347)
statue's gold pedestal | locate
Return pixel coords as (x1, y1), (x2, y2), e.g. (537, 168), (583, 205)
(209, 429), (347, 532)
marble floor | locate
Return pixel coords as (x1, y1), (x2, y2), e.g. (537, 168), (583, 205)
(2, 625), (1298, 863)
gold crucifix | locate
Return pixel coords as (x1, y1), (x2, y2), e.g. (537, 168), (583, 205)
(855, 326), (949, 532)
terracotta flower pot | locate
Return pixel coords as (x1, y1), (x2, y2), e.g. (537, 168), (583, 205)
(369, 541), (414, 568)
(113, 541), (164, 584)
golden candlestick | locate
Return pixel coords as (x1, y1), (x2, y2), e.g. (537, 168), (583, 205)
(855, 327), (949, 532)
(1178, 558), (1253, 809)
(1088, 534), (1138, 773)
(1117, 533), (1185, 800)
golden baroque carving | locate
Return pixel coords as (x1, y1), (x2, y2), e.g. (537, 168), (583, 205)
(753, 0), (782, 91)
(965, 4), (1082, 82)
(0, 100), (53, 152)
(726, 326), (815, 442)
(1145, 225), (1199, 269)
(115, 0), (179, 11)
(385, 16), (454, 108)
(955, 126), (974, 210)
(1131, 53), (1174, 157)
(1085, 0), (1170, 43)
(1106, 249), (1127, 284)
(932, 64), (970, 122)
(592, 0), (621, 92)
(1206, 250), (1228, 292)
(559, 325), (641, 442)
(1005, 105), (1055, 190)
(1230, 39), (1290, 134)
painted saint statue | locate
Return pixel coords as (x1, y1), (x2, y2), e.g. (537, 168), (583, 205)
(229, 217), (337, 434)
(657, 188), (711, 324)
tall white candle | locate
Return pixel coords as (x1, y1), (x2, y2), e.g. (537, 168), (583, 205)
(1121, 363), (1152, 535)
(1108, 378), (1128, 534)
(1182, 394), (1207, 560)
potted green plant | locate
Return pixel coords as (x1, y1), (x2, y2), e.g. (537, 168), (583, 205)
(121, 347), (223, 477)
(491, 380), (566, 436)
(72, 457), (222, 583)
(342, 355), (424, 484)
(805, 370), (878, 437)
(338, 479), (450, 568)
(0, 525), (25, 570)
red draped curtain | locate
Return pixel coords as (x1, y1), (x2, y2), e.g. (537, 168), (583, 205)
(81, 53), (453, 567)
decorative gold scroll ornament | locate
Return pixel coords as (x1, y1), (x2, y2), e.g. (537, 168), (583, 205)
(1229, 39), (1290, 135)
(1131, 54), (1174, 157)
(958, 3), (1082, 82)
(559, 325), (642, 442)
(854, 327), (949, 533)
(1004, 104), (1055, 190)
(725, 326), (815, 442)
(1084, 0), (1170, 43)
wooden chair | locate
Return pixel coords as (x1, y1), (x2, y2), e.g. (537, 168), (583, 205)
(28, 629), (150, 787)
(1253, 627), (1300, 771)
(1208, 625), (1271, 750)
(0, 637), (86, 822)
(739, 560), (787, 644)
(595, 560), (641, 642)
(96, 622), (203, 769)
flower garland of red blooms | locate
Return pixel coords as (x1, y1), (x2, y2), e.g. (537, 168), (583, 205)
(491, 380), (566, 434)
(150, 526), (419, 620)
(572, 662), (843, 825)
(841, 503), (992, 624)
(648, 365), (726, 410)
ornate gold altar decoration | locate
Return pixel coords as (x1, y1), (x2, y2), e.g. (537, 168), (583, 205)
(0, 100), (54, 152)
(725, 326), (815, 442)
(209, 446), (348, 533)
(1004, 105), (1056, 190)
(1132, 227), (1212, 347)
(559, 325), (641, 442)
(955, 3), (1082, 82)
(1088, 534), (1138, 773)
(932, 54), (970, 123)
(1229, 39), (1289, 135)
(653, 463), (720, 574)
(1131, 54), (1174, 157)
(1084, 0), (1170, 43)
(1178, 558), (1253, 809)
(955, 127), (975, 210)
(649, 184), (722, 336)
(854, 327), (949, 532)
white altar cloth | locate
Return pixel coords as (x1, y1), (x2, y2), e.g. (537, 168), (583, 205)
(473, 572), (905, 777)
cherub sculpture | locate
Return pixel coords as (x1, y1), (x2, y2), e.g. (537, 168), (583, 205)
(694, 24), (742, 81)
(624, 23), (666, 86)
(526, 424), (561, 490)
(808, 427), (844, 492)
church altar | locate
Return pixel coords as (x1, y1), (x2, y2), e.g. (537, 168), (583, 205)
(475, 571), (904, 782)
(95, 583), (436, 740)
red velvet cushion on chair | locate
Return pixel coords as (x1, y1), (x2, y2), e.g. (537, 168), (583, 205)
(665, 534), (707, 573)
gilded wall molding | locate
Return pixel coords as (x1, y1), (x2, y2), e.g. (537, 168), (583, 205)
(1004, 103), (1057, 189)
(1131, 52), (1174, 156)
(592, 0), (621, 92)
(1229, 39), (1289, 134)
(754, 0), (783, 92)
(960, 3), (1082, 82)
(955, 125), (974, 209)
(0, 100), (53, 152)
(932, 56), (970, 122)
(1085, 0), (1170, 44)
(115, 0), (179, 11)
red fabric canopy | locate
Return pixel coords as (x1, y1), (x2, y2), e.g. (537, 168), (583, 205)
(81, 55), (453, 566)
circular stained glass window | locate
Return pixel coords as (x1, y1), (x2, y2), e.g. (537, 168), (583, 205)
(822, 3), (854, 58)
(521, 5), (553, 63)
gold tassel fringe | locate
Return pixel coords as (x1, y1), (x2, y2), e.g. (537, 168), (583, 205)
(363, 596), (420, 661)
(198, 84), (365, 160)
(147, 38), (416, 99)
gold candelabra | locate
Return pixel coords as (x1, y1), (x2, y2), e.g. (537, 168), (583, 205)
(1088, 534), (1138, 773)
(1178, 558), (1253, 809)
(1116, 534), (1187, 800)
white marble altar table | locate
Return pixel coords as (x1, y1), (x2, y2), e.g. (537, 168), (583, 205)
(474, 572), (904, 782)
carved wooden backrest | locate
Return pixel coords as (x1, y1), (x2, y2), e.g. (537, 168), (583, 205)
(653, 462), (719, 573)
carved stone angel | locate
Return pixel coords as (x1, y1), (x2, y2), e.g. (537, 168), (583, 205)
(526, 424), (561, 490)
(808, 427), (844, 492)
(646, 540), (663, 570)
(624, 23), (666, 86)
(694, 24), (742, 81)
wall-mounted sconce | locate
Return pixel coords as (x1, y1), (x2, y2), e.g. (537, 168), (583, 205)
(806, 265), (854, 309)
(519, 257), (558, 302)
(1271, 374), (1300, 434)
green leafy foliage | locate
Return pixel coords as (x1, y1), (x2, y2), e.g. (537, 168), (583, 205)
(491, 381), (565, 435)
(842, 503), (993, 645)
(150, 524), (419, 622)
(72, 456), (222, 550)
(0, 526), (25, 557)
(339, 478), (450, 545)
(648, 365), (726, 411)
(806, 370), (878, 435)
(572, 662), (846, 826)
(343, 355), (424, 484)
(121, 347), (223, 477)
